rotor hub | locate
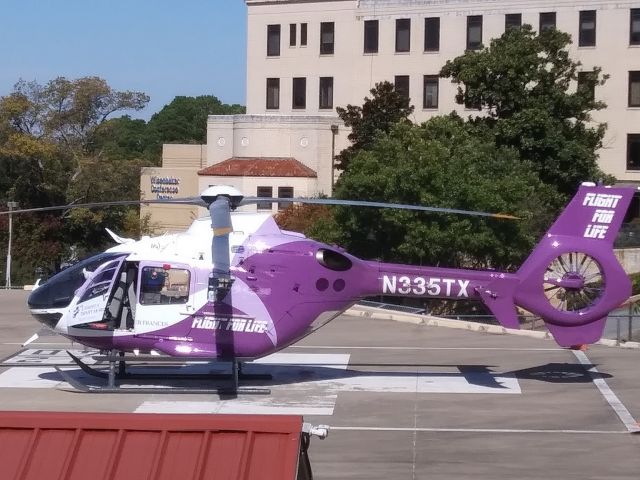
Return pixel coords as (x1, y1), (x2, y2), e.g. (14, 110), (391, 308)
(543, 252), (604, 312)
(200, 186), (244, 209)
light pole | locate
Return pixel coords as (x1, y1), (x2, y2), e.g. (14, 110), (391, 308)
(5, 201), (18, 289)
(330, 124), (338, 191)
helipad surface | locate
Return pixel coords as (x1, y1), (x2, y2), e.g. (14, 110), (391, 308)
(1, 290), (639, 479)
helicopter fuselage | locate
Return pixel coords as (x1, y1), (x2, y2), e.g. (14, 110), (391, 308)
(27, 212), (508, 359)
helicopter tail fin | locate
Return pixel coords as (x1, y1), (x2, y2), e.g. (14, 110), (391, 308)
(510, 183), (635, 347)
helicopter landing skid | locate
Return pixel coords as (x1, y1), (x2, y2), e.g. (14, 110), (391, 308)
(56, 351), (271, 395)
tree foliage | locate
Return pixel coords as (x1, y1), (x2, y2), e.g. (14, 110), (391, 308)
(0, 76), (151, 279)
(87, 116), (156, 162)
(274, 203), (341, 244)
(0, 79), (246, 283)
(335, 81), (413, 170)
(440, 25), (611, 197)
(148, 95), (245, 145)
(332, 116), (560, 269)
(321, 26), (613, 273)
(4, 77), (149, 154)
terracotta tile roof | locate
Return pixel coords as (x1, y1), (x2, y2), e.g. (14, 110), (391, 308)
(198, 157), (317, 178)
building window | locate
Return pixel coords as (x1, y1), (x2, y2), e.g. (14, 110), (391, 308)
(577, 71), (595, 101)
(396, 18), (411, 52)
(319, 77), (334, 109)
(579, 10), (596, 47)
(267, 25), (280, 56)
(628, 135), (640, 170)
(266, 78), (280, 110)
(301, 23), (308, 46)
(395, 75), (410, 100)
(631, 9), (640, 45)
(278, 187), (294, 210)
(539, 12), (556, 32)
(423, 75), (438, 109)
(466, 16), (482, 50)
(293, 77), (306, 109)
(424, 17), (440, 51)
(320, 22), (334, 55)
(364, 20), (379, 53)
(290, 24), (297, 46)
(257, 186), (273, 210)
(505, 13), (522, 30)
(629, 71), (640, 107)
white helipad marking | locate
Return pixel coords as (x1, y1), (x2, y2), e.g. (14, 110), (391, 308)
(573, 350), (640, 433)
(250, 352), (350, 367)
(136, 400), (337, 416)
(0, 367), (70, 388)
(136, 353), (520, 415)
(2, 348), (98, 365)
(0, 352), (521, 415)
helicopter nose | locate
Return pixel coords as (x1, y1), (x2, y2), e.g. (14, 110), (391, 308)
(29, 309), (63, 330)
(27, 283), (69, 330)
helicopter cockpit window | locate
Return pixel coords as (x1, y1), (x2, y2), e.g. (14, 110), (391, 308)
(27, 253), (125, 310)
(78, 259), (122, 304)
(140, 267), (190, 305)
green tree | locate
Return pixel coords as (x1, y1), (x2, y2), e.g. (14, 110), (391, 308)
(440, 25), (611, 197)
(147, 95), (245, 146)
(7, 77), (149, 154)
(335, 81), (414, 171)
(87, 116), (157, 163)
(332, 116), (560, 269)
(0, 77), (150, 280)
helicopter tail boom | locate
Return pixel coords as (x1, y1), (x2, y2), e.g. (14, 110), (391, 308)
(510, 183), (635, 346)
(368, 184), (635, 347)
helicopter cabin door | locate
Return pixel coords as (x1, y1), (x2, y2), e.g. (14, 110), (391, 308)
(66, 255), (128, 331)
(134, 263), (194, 335)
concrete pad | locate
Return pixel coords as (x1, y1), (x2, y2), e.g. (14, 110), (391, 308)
(1, 290), (640, 479)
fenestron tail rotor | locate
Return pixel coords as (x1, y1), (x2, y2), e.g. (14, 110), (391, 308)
(543, 252), (605, 312)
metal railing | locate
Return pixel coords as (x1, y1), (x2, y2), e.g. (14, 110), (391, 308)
(606, 304), (640, 344)
(359, 299), (426, 315)
(358, 299), (640, 344)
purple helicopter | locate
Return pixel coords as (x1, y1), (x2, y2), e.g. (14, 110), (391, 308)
(4, 182), (634, 393)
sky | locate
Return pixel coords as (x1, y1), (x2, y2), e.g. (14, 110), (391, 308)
(0, 0), (247, 119)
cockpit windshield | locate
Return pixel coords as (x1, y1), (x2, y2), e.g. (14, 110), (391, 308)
(27, 253), (127, 309)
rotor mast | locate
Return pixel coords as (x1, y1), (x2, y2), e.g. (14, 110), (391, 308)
(200, 186), (244, 302)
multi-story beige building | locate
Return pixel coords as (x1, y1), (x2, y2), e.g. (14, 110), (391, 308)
(143, 0), (640, 231)
(245, 0), (640, 180)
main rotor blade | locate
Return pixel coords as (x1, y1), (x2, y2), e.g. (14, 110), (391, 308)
(0, 197), (206, 215)
(241, 197), (519, 220)
(1, 195), (519, 220)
